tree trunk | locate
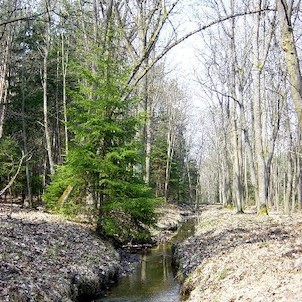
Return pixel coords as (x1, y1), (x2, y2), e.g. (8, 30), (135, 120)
(57, 185), (73, 209)
(298, 127), (302, 209)
(230, 100), (243, 212)
(164, 124), (175, 203)
(144, 84), (152, 184)
(252, 4), (268, 214)
(276, 0), (302, 127)
(43, 5), (55, 175)
(0, 153), (26, 197)
(298, 153), (302, 210)
(137, 1), (152, 184)
(284, 98), (294, 214)
(284, 155), (293, 214)
(230, 0), (243, 213)
(61, 32), (69, 155)
(0, 39), (9, 139)
(21, 68), (32, 207)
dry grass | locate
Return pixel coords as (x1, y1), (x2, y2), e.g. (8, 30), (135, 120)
(174, 205), (302, 302)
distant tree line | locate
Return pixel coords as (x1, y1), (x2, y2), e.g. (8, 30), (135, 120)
(195, 0), (302, 215)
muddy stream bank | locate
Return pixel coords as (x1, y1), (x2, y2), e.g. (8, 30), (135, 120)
(0, 204), (194, 302)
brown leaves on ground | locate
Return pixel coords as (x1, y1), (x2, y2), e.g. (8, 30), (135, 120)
(0, 204), (119, 302)
(152, 204), (192, 244)
(173, 205), (302, 302)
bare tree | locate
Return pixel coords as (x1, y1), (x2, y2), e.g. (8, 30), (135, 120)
(276, 0), (302, 126)
(0, 0), (18, 138)
(41, 0), (55, 174)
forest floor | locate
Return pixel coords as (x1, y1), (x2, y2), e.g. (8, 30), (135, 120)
(172, 205), (302, 302)
(0, 202), (188, 301)
(0, 203), (120, 301)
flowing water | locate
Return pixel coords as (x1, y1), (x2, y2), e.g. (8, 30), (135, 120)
(99, 218), (196, 302)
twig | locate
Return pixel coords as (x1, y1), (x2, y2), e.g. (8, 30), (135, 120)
(0, 151), (27, 197)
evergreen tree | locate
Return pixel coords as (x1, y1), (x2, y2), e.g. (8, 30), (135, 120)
(44, 49), (160, 245)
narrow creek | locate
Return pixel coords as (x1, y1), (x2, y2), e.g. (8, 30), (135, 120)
(98, 218), (196, 302)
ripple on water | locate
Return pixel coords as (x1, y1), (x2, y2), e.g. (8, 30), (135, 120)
(100, 285), (180, 302)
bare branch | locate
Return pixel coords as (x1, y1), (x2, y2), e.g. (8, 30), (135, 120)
(126, 0), (181, 86)
(0, 152), (27, 197)
(124, 7), (274, 99)
(0, 11), (49, 27)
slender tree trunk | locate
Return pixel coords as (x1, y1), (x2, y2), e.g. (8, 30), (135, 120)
(0, 153), (27, 197)
(284, 99), (294, 214)
(21, 68), (32, 207)
(55, 49), (62, 163)
(0, 81), (8, 139)
(230, 1), (243, 213)
(230, 98), (243, 212)
(275, 162), (280, 212)
(298, 153), (302, 210)
(222, 102), (232, 207)
(284, 154), (293, 214)
(252, 4), (268, 214)
(136, 1), (152, 184)
(144, 86), (152, 184)
(186, 159), (194, 202)
(242, 111), (258, 196)
(298, 127), (302, 209)
(244, 147), (249, 205)
(61, 32), (69, 155)
(0, 40), (9, 139)
(93, 0), (100, 44)
(43, 5), (55, 175)
(164, 125), (175, 203)
(276, 0), (302, 126)
(291, 151), (298, 212)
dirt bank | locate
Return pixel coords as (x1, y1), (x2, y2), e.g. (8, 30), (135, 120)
(0, 204), (120, 302)
(172, 205), (302, 302)
(0, 203), (190, 301)
(152, 204), (192, 244)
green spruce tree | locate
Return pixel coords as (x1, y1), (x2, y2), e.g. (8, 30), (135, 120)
(44, 48), (160, 245)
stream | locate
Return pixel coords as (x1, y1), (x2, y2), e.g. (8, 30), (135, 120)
(98, 218), (196, 302)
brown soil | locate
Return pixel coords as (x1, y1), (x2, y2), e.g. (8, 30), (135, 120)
(153, 203), (192, 243)
(0, 202), (189, 301)
(173, 205), (302, 302)
(0, 204), (119, 302)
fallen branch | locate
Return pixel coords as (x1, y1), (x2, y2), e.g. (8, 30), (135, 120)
(0, 152), (26, 197)
(56, 185), (74, 209)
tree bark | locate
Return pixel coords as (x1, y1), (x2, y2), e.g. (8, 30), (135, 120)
(252, 3), (268, 214)
(42, 4), (55, 175)
(21, 68), (32, 206)
(164, 121), (175, 203)
(276, 0), (302, 126)
(0, 33), (10, 139)
(0, 153), (26, 197)
(61, 32), (69, 155)
(230, 0), (243, 213)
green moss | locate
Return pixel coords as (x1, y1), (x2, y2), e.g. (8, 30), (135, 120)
(259, 241), (269, 248)
(224, 203), (234, 210)
(258, 204), (268, 216)
(218, 268), (233, 280)
(47, 247), (57, 258)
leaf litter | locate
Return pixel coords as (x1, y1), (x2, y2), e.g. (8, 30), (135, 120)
(0, 204), (119, 302)
(0, 203), (189, 301)
(172, 205), (302, 302)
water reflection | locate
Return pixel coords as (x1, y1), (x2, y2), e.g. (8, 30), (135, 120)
(99, 219), (196, 302)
